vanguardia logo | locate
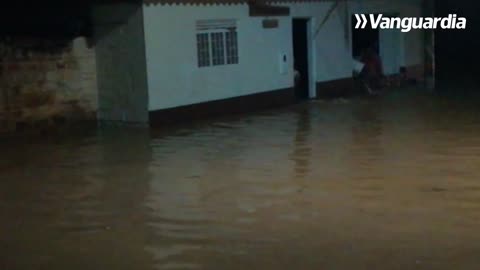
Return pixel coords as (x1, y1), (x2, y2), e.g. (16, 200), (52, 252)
(354, 14), (467, 32)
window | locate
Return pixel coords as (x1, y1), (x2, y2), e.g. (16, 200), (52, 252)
(197, 33), (210, 67)
(211, 32), (225, 66)
(225, 30), (238, 64)
(196, 19), (238, 68)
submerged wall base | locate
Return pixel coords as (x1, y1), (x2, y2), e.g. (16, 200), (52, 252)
(149, 87), (296, 127)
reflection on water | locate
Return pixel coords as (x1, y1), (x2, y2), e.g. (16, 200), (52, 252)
(290, 107), (312, 178)
(2, 88), (480, 270)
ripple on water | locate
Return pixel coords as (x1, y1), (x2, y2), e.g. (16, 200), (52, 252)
(2, 91), (480, 269)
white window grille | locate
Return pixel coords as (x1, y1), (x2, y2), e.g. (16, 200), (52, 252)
(196, 19), (238, 68)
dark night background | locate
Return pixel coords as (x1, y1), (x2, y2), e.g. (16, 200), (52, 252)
(0, 3), (96, 37)
(435, 0), (480, 86)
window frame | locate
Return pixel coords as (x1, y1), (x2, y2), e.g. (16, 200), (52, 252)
(196, 28), (239, 68)
(210, 31), (226, 66)
(225, 28), (239, 65)
(196, 32), (211, 67)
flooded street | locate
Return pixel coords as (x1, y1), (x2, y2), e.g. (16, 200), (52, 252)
(1, 88), (480, 270)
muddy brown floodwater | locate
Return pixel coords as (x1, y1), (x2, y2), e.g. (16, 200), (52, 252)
(1, 88), (480, 270)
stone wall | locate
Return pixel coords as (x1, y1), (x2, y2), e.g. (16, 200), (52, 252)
(0, 37), (98, 133)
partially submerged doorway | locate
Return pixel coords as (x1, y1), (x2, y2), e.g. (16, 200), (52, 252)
(351, 14), (379, 59)
(292, 18), (310, 99)
(352, 14), (403, 75)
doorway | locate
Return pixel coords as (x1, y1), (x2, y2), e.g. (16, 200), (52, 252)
(352, 14), (403, 75)
(351, 14), (379, 59)
(292, 18), (310, 99)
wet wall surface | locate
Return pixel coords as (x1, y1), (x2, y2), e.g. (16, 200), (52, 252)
(1, 87), (480, 269)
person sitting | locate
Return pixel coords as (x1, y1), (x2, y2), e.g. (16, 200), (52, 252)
(359, 47), (385, 94)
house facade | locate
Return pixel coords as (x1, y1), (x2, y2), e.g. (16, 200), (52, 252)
(93, 0), (428, 126)
(0, 0), (430, 132)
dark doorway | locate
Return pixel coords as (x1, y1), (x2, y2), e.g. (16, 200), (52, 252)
(351, 14), (379, 58)
(292, 19), (310, 99)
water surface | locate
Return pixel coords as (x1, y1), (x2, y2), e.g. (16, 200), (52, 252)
(1, 88), (480, 269)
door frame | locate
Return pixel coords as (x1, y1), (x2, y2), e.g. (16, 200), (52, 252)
(292, 17), (317, 99)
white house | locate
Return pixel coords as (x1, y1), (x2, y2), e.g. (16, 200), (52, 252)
(91, 0), (429, 126)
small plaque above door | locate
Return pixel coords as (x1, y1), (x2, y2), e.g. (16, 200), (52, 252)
(262, 19), (279, 29)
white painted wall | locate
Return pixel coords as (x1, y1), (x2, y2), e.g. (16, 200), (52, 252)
(143, 0), (425, 111)
(143, 4), (293, 111)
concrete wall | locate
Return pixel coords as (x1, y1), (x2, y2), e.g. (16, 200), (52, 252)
(0, 37), (98, 133)
(93, 3), (149, 123)
(143, 0), (425, 112)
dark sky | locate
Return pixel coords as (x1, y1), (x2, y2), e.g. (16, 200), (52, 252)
(0, 4), (93, 37)
(435, 0), (480, 82)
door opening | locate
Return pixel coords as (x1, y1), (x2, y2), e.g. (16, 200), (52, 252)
(351, 14), (379, 59)
(292, 18), (310, 99)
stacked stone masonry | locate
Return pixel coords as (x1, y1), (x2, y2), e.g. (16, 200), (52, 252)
(0, 37), (98, 133)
